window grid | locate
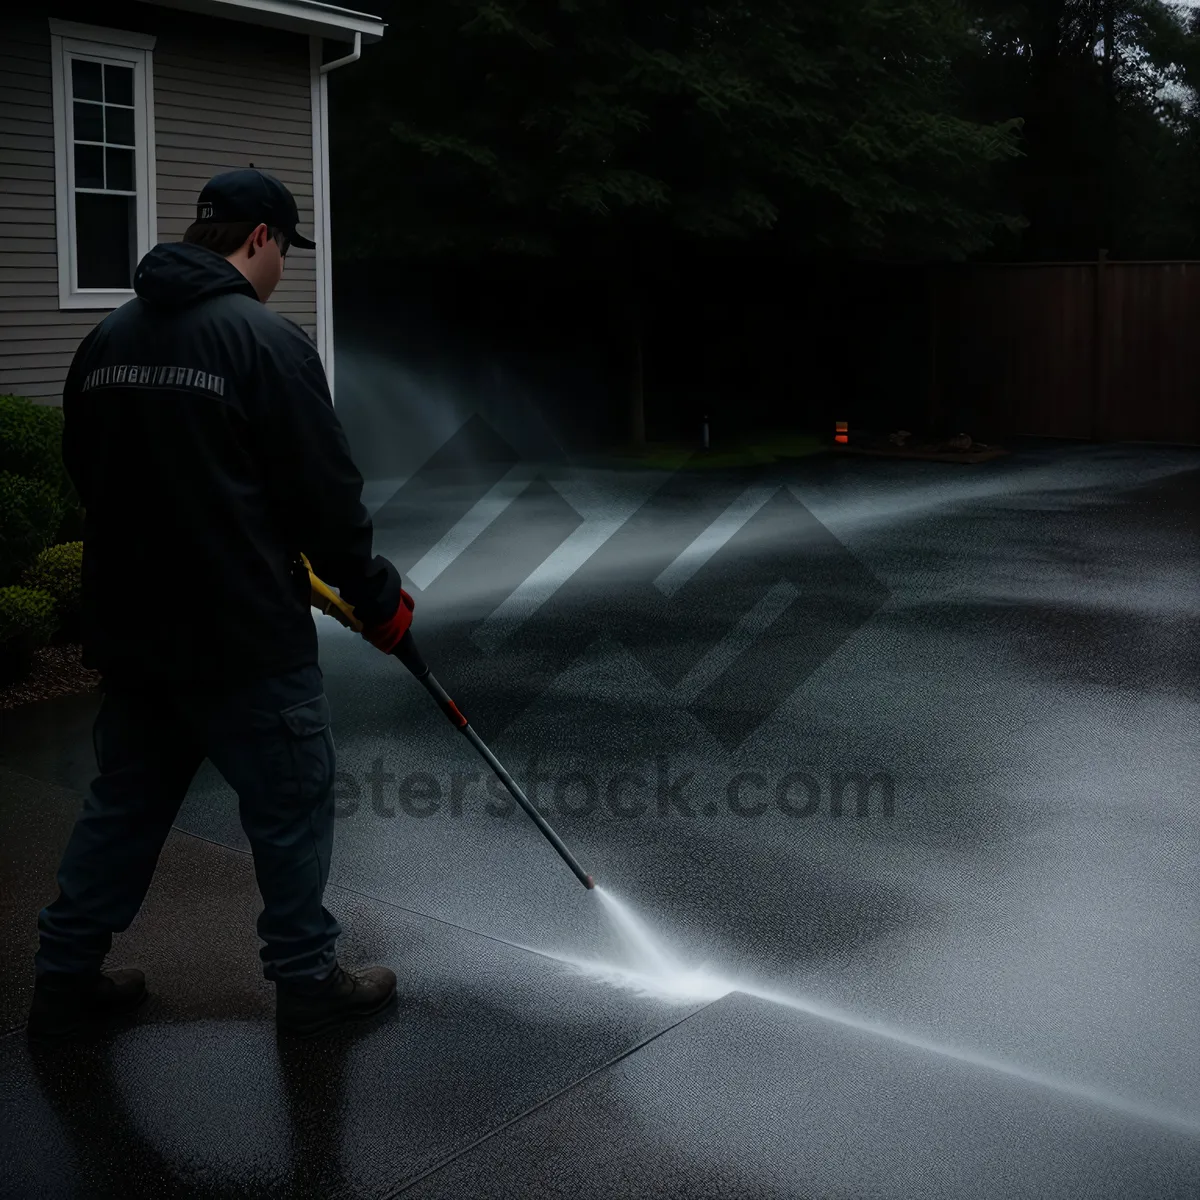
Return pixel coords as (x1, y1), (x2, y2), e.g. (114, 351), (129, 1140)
(69, 57), (137, 197)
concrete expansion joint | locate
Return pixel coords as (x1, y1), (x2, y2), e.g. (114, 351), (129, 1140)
(385, 1001), (720, 1197)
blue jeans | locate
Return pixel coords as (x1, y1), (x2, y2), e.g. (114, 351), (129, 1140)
(35, 662), (342, 984)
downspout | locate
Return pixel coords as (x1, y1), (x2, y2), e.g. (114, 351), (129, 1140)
(310, 31), (361, 401)
(320, 30), (360, 74)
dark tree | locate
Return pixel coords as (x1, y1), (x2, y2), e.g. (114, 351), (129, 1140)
(331, 1), (1026, 443)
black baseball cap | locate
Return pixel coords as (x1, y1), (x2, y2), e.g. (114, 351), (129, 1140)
(194, 168), (316, 249)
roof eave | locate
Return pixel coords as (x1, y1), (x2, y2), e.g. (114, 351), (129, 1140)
(145, 0), (386, 44)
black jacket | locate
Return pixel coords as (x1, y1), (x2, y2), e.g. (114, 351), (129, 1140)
(62, 241), (403, 685)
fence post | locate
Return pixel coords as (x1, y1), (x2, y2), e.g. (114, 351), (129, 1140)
(1092, 248), (1108, 441)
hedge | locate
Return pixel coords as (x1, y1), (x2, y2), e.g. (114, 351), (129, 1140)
(0, 394), (70, 498)
(22, 541), (83, 630)
(0, 471), (67, 588)
(0, 585), (57, 648)
(0, 394), (84, 545)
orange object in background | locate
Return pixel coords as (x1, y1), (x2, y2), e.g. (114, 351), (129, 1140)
(835, 421), (848, 444)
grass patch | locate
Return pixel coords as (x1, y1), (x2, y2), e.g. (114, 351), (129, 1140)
(600, 430), (827, 470)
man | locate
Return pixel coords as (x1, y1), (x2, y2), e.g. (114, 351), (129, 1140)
(27, 169), (413, 1041)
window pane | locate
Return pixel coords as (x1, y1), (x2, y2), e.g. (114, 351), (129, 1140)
(75, 193), (135, 289)
(71, 59), (102, 102)
(104, 64), (134, 106)
(73, 101), (104, 143)
(106, 147), (135, 192)
(105, 106), (135, 147)
(74, 144), (105, 189)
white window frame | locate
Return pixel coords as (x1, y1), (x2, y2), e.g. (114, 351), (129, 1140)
(48, 20), (158, 311)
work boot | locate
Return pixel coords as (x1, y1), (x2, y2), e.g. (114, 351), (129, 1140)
(27, 968), (148, 1042)
(275, 964), (397, 1038)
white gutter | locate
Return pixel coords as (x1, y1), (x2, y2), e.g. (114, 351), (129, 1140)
(150, 0), (384, 42)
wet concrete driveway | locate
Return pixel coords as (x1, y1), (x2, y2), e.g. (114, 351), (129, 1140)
(2, 436), (1198, 1197)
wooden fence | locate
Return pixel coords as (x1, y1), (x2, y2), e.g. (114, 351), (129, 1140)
(928, 256), (1200, 445)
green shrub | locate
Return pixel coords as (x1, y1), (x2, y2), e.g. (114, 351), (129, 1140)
(0, 394), (69, 497)
(0, 472), (67, 586)
(0, 585), (57, 649)
(22, 541), (82, 624)
(0, 394), (82, 543)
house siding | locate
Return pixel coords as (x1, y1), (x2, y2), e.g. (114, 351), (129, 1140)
(0, 4), (317, 405)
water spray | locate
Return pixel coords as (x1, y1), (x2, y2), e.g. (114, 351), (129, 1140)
(540, 896), (1200, 1137)
(304, 563), (1200, 1134)
(306, 559), (595, 890)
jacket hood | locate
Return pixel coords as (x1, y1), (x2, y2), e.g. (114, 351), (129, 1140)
(133, 242), (259, 310)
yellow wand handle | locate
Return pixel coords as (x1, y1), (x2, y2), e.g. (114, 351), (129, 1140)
(301, 552), (364, 633)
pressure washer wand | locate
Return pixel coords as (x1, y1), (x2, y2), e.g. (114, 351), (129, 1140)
(303, 557), (594, 890)
(392, 630), (595, 891)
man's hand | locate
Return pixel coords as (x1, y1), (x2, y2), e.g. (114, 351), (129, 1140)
(362, 588), (415, 654)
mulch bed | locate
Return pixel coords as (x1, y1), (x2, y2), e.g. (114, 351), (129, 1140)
(0, 643), (101, 711)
